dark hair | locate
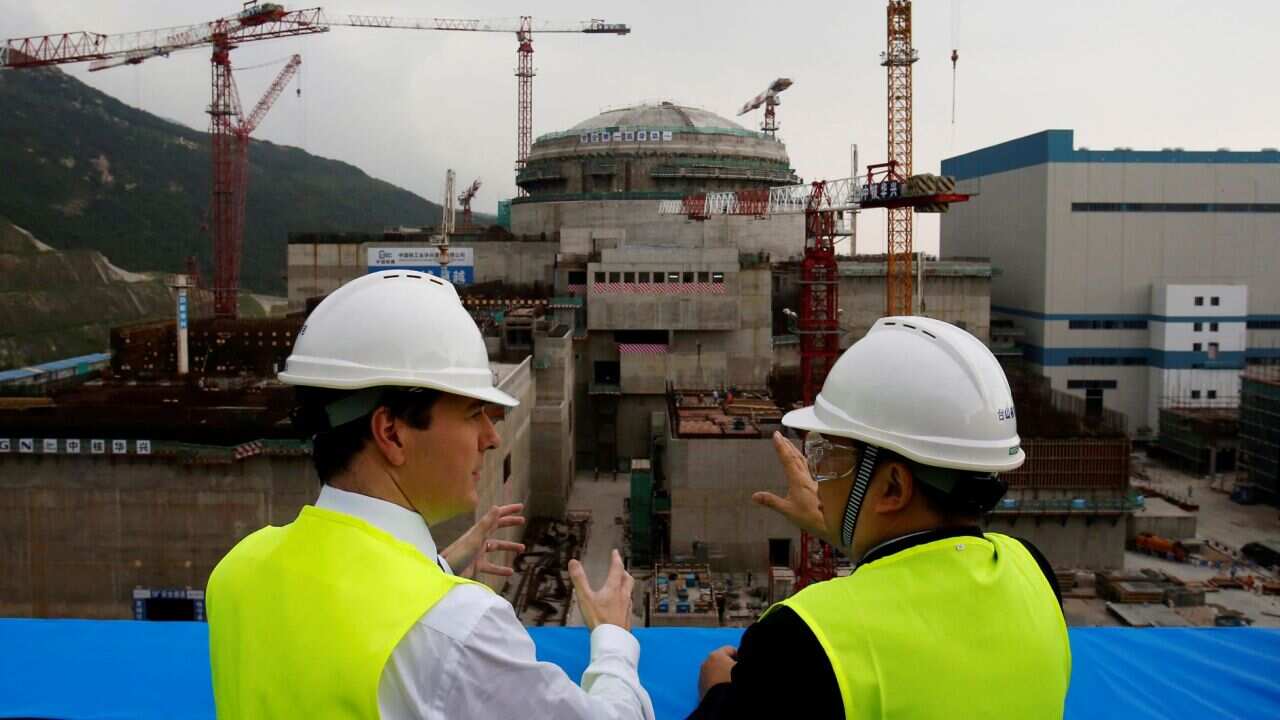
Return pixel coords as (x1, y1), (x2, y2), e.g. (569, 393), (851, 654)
(292, 386), (442, 483)
(884, 451), (1007, 522)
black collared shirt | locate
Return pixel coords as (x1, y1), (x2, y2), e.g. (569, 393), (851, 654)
(687, 529), (1062, 720)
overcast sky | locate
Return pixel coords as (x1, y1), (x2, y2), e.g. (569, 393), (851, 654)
(6, 1), (1278, 254)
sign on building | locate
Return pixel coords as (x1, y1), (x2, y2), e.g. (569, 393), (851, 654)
(66, 439), (81, 454)
(662, 130), (674, 141)
(367, 247), (475, 285)
(111, 439), (128, 454)
(18, 438), (34, 453)
(0, 439), (10, 453)
(43, 438), (58, 454)
(91, 439), (106, 454)
(137, 440), (152, 455)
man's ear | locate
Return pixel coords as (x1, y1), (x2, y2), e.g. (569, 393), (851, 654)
(875, 462), (914, 513)
(369, 406), (407, 467)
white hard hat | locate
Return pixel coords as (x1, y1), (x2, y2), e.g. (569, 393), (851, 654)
(279, 270), (518, 407)
(783, 316), (1024, 473)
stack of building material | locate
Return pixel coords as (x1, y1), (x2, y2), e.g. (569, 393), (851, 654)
(1110, 582), (1168, 604)
(1054, 569), (1077, 593)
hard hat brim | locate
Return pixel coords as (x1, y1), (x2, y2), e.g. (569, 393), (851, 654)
(278, 370), (520, 408)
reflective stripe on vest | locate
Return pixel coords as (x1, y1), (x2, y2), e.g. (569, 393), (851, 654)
(765, 532), (1070, 719)
(207, 505), (489, 719)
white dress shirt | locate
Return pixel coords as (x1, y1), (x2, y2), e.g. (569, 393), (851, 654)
(315, 485), (655, 720)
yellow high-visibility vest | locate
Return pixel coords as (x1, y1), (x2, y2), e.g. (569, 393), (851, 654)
(207, 505), (488, 719)
(766, 532), (1070, 719)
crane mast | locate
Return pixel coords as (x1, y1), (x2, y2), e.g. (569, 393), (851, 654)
(882, 0), (918, 316)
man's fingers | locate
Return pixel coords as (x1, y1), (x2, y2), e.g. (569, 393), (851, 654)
(487, 540), (525, 554)
(753, 491), (789, 514)
(479, 563), (515, 578)
(567, 558), (592, 594)
(495, 515), (527, 529)
(495, 503), (525, 517)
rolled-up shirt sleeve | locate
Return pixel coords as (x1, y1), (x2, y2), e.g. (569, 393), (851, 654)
(380, 585), (654, 719)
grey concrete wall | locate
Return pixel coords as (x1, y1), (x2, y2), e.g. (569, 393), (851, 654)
(287, 240), (559, 309)
(1127, 498), (1197, 541)
(0, 453), (318, 618)
(512, 200), (804, 260)
(664, 433), (801, 571)
(983, 514), (1126, 570)
(1045, 162), (1280, 317)
(941, 164), (1049, 315)
(528, 330), (576, 517)
(616, 395), (667, 463)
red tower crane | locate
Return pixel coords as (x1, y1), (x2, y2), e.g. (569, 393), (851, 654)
(458, 179), (483, 230)
(738, 78), (793, 138)
(4, 5), (328, 318)
(5, 5), (629, 317)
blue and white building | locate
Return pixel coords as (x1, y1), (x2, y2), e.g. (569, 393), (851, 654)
(942, 130), (1280, 434)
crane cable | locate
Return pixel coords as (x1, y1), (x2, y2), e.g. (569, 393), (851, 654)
(949, 0), (960, 149)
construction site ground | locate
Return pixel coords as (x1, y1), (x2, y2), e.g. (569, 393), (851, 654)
(1078, 456), (1280, 628)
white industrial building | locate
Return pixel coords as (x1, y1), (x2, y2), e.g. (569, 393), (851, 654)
(942, 130), (1280, 436)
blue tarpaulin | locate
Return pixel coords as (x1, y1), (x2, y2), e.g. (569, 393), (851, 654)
(1, 619), (1278, 719)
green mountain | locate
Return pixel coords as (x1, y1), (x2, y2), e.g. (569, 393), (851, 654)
(0, 66), (465, 295)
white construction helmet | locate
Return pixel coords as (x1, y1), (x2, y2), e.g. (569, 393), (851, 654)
(279, 270), (518, 408)
(783, 316), (1023, 473)
(784, 316), (1022, 547)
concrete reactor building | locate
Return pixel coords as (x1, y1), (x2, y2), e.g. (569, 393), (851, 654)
(942, 130), (1280, 438)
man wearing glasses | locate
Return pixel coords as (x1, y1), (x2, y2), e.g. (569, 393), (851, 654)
(688, 316), (1071, 719)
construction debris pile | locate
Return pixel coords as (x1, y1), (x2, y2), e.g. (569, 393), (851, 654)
(502, 512), (591, 626)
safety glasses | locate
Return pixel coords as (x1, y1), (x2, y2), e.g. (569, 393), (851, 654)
(804, 432), (859, 483)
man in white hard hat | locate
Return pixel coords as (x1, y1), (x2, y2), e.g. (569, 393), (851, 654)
(690, 317), (1070, 719)
(207, 270), (654, 719)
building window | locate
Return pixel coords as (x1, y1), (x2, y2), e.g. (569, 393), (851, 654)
(1208, 342), (1219, 359)
(1195, 296), (1204, 306)
(668, 272), (681, 282)
(609, 272), (621, 283)
(1067, 319), (1149, 330)
(623, 272), (635, 283)
(1072, 202), (1280, 213)
(638, 272), (650, 283)
(1067, 379), (1118, 390)
(683, 271), (695, 283)
(568, 270), (587, 285)
(1210, 322), (1219, 332)
(1211, 296), (1220, 306)
(652, 271), (664, 283)
(697, 271), (711, 283)
(1191, 390), (1201, 400)
(1193, 342), (1202, 352)
(1194, 322), (1203, 332)
(1208, 390), (1218, 399)
(595, 272), (606, 283)
(711, 272), (725, 283)
(1248, 320), (1280, 329)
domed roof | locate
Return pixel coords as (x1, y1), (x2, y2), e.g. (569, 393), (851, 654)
(568, 102), (746, 133)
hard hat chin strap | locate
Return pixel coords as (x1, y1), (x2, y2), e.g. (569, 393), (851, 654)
(840, 444), (881, 548)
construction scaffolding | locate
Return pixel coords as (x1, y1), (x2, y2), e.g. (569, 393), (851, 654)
(1155, 403), (1239, 476)
(1239, 367), (1280, 499)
